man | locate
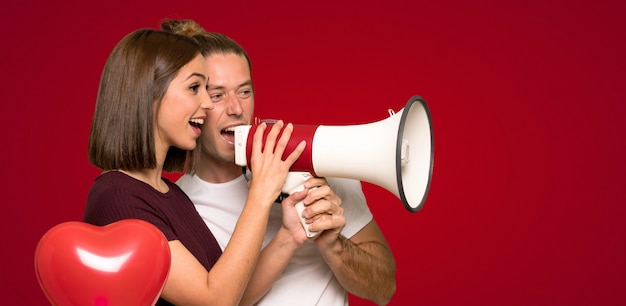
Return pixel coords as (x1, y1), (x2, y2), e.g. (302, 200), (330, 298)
(167, 19), (396, 306)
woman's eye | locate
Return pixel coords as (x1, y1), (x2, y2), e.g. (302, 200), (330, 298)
(190, 84), (200, 93)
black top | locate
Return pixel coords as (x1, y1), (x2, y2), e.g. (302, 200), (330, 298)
(83, 171), (222, 305)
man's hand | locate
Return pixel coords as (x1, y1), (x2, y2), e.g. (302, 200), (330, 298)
(280, 177), (346, 246)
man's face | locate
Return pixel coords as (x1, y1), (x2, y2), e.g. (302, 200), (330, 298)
(199, 53), (254, 165)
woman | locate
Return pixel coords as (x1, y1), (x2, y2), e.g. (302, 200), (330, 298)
(83, 28), (305, 305)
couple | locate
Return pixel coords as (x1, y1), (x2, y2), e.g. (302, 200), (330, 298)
(84, 19), (395, 305)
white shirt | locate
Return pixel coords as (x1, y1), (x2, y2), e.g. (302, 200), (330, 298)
(177, 174), (373, 305)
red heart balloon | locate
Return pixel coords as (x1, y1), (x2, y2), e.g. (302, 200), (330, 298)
(35, 219), (171, 306)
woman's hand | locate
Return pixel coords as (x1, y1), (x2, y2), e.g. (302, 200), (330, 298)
(247, 120), (306, 207)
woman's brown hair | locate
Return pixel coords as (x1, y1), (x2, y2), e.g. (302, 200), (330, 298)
(88, 29), (203, 172)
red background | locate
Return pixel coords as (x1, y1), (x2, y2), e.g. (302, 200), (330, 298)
(3, 0), (625, 305)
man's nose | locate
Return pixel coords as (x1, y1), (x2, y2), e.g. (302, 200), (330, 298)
(226, 95), (243, 115)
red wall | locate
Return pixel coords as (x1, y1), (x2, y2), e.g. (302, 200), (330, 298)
(3, 0), (626, 304)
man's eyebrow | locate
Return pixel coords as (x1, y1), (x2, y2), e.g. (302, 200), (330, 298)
(208, 80), (253, 90)
(238, 80), (253, 88)
(236, 80), (254, 91)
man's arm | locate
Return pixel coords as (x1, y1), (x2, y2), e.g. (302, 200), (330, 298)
(315, 220), (396, 305)
(303, 178), (397, 305)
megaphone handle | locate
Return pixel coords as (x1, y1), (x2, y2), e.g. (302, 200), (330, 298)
(283, 172), (322, 238)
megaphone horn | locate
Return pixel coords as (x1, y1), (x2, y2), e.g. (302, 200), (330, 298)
(234, 95), (434, 214)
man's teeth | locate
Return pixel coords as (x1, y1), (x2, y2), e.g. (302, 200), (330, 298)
(223, 127), (236, 132)
(190, 118), (204, 126)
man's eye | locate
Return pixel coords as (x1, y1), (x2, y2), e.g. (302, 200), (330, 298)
(210, 94), (223, 102)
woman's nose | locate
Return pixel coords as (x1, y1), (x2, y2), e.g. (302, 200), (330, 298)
(201, 91), (214, 110)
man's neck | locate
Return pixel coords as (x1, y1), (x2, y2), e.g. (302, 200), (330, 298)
(195, 160), (243, 184)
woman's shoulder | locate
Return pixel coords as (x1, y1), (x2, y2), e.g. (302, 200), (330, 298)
(90, 171), (139, 194)
(84, 171), (163, 225)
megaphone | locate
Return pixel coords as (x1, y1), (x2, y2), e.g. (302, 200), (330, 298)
(234, 96), (433, 237)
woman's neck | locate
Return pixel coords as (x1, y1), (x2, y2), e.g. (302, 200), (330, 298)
(119, 168), (169, 193)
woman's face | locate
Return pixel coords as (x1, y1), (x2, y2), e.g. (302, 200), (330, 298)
(155, 54), (213, 153)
